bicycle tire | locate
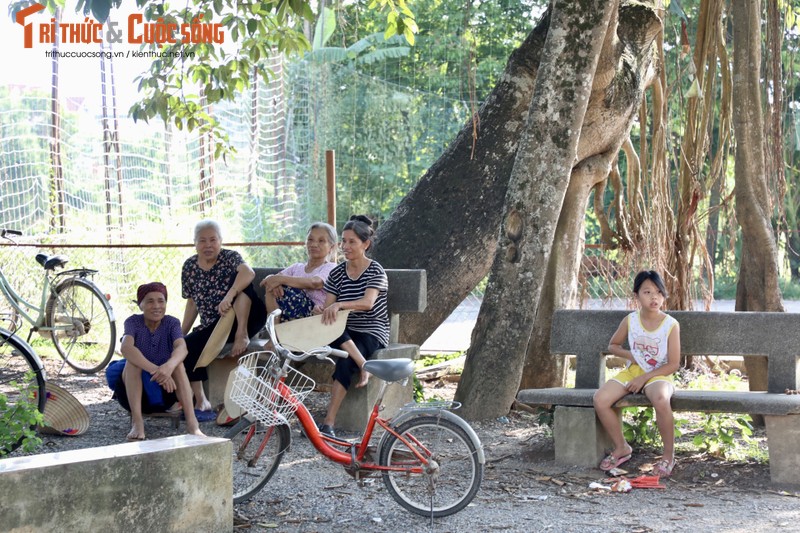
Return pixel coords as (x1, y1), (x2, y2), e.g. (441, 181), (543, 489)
(46, 277), (116, 374)
(0, 328), (46, 455)
(225, 418), (291, 503)
(379, 415), (483, 517)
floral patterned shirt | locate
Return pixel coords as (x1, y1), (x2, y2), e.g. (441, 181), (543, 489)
(181, 248), (244, 331)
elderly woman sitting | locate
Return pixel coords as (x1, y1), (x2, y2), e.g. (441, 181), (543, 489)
(260, 222), (338, 322)
(180, 220), (267, 413)
(115, 282), (204, 441)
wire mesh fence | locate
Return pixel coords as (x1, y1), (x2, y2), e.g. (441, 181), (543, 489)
(0, 241), (307, 329)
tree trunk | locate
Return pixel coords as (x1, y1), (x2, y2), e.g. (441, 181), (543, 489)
(731, 0), (784, 395)
(454, 0), (619, 420)
(520, 152), (617, 389)
(374, 2), (662, 354)
(520, 4), (662, 389)
(372, 12), (551, 343)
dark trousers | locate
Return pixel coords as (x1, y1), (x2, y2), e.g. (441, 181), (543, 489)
(183, 284), (267, 382)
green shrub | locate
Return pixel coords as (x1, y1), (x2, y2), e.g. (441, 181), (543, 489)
(0, 376), (44, 456)
(690, 413), (761, 461)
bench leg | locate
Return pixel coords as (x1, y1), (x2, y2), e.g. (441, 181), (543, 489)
(553, 406), (615, 467)
(765, 414), (800, 486)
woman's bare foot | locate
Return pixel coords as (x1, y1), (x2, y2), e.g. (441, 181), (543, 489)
(186, 424), (206, 437)
(195, 398), (212, 412)
(355, 369), (370, 388)
(231, 334), (250, 357)
(126, 426), (146, 441)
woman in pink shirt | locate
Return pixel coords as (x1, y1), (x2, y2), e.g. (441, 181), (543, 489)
(260, 222), (338, 322)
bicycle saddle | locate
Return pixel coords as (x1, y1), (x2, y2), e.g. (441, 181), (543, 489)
(35, 253), (69, 270)
(363, 358), (414, 383)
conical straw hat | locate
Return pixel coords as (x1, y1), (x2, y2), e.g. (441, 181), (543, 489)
(38, 382), (90, 436)
(194, 310), (236, 371)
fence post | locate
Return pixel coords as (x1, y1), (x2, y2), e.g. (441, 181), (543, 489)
(326, 150), (336, 228)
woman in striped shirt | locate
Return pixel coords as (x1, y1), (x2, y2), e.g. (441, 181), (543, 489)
(318, 215), (389, 438)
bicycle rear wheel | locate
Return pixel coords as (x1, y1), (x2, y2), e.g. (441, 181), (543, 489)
(379, 415), (483, 517)
(225, 418), (290, 503)
(0, 328), (46, 454)
(46, 278), (115, 374)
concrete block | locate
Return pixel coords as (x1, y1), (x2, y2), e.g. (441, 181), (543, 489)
(553, 406), (615, 467)
(765, 414), (800, 487)
(337, 343), (419, 432)
(207, 355), (239, 407)
(0, 435), (232, 533)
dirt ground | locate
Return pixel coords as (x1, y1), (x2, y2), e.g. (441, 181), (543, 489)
(7, 358), (800, 532)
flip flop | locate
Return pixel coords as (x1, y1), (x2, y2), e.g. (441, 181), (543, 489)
(126, 434), (146, 442)
(599, 451), (632, 471)
(653, 458), (675, 477)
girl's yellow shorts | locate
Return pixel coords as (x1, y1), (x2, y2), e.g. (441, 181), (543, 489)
(610, 364), (674, 388)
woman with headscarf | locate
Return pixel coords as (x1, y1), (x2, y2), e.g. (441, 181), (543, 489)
(116, 282), (204, 441)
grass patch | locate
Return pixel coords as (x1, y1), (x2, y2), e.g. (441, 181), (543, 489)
(416, 351), (464, 370)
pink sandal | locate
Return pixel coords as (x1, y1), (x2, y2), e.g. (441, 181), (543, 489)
(654, 457), (675, 477)
(599, 451), (632, 471)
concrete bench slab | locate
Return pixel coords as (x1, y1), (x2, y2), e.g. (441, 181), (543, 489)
(0, 435), (232, 532)
(517, 388), (800, 416)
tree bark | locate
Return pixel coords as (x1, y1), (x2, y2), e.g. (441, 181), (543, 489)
(372, 14), (551, 344)
(374, 2), (662, 355)
(731, 0), (784, 394)
(520, 152), (617, 389)
(520, 4), (662, 389)
(454, 0), (619, 420)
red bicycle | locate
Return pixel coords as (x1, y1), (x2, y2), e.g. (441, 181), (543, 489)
(226, 309), (484, 517)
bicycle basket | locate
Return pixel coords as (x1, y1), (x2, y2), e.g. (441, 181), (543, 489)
(229, 351), (315, 427)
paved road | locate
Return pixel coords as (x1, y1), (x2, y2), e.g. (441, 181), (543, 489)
(420, 298), (800, 353)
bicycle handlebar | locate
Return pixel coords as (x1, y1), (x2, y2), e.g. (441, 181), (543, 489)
(1, 229), (22, 238)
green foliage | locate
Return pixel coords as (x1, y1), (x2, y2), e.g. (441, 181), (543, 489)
(690, 413), (757, 461)
(0, 375), (44, 457)
(679, 368), (747, 391)
(414, 352), (463, 401)
(415, 351), (462, 369)
(714, 275), (800, 300)
(536, 406), (554, 427)
(412, 374), (424, 402)
(622, 407), (668, 449)
(114, 0), (414, 157)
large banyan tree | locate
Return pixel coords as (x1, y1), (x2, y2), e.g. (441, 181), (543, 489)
(374, 0), (784, 419)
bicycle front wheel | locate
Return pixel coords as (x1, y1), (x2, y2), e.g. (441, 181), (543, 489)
(46, 278), (115, 374)
(0, 328), (46, 454)
(379, 415), (483, 517)
(225, 418), (290, 503)
(0, 294), (21, 332)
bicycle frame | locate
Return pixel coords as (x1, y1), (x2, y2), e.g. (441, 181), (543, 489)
(0, 262), (98, 334)
(243, 362), (428, 476)
(0, 267), (51, 329)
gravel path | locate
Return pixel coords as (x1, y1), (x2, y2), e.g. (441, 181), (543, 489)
(8, 360), (800, 532)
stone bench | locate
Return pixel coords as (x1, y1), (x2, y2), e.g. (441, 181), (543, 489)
(207, 267), (426, 431)
(516, 309), (800, 487)
(0, 435), (231, 531)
